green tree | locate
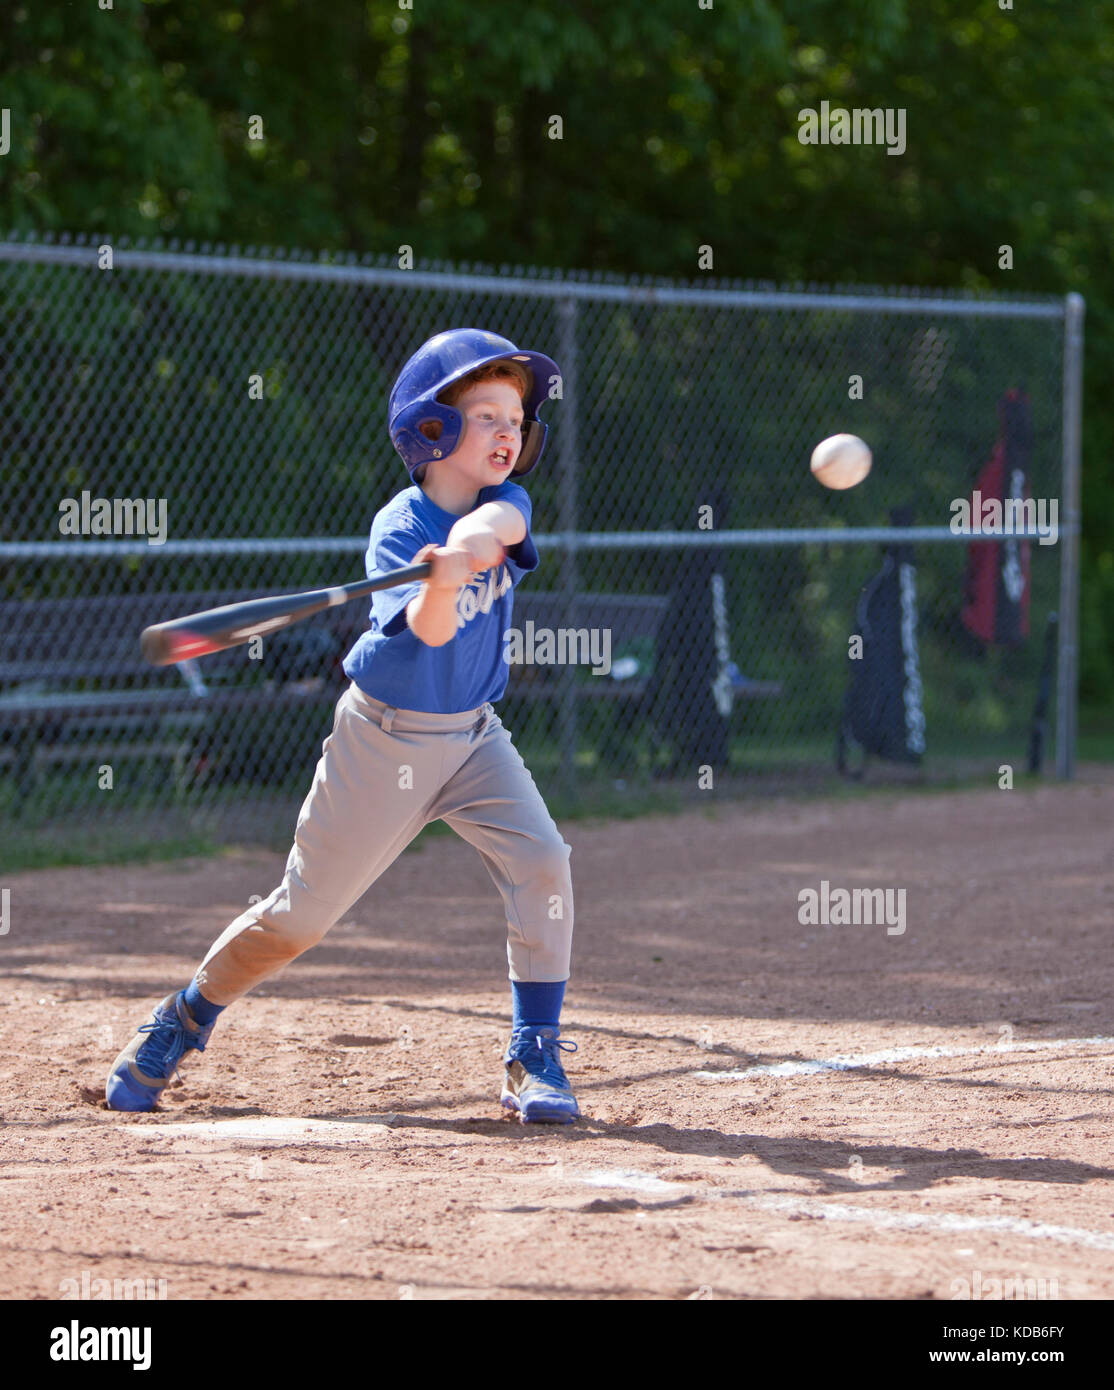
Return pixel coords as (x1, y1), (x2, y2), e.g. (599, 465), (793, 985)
(1, 0), (1112, 697)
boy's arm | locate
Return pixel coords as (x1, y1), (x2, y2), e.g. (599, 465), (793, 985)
(405, 501), (526, 648)
(446, 500), (526, 552)
(404, 543), (480, 647)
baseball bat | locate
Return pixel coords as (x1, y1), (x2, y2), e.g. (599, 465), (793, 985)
(139, 561), (432, 667)
(710, 571), (734, 719)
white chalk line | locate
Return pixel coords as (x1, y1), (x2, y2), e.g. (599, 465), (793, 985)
(577, 1170), (1114, 1253)
(732, 1193), (1114, 1253)
(693, 1035), (1114, 1081)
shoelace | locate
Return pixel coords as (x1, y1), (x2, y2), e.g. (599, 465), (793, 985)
(511, 1031), (577, 1085)
(136, 1004), (198, 1084)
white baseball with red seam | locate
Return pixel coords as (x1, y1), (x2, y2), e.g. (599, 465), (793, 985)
(810, 433), (872, 490)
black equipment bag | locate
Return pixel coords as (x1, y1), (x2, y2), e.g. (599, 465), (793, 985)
(837, 507), (926, 778)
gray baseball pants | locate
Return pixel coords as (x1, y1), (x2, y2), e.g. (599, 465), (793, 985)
(194, 682), (573, 1003)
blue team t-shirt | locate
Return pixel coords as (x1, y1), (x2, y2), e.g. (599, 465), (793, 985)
(341, 481), (539, 713)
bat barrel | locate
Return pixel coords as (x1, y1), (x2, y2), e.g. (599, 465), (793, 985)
(138, 562), (432, 666)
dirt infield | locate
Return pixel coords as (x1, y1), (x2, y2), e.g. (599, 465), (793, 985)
(3, 771), (1114, 1301)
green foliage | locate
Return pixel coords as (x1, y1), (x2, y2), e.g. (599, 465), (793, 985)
(1, 0), (1111, 696)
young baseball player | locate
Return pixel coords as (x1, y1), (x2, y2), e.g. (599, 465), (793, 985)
(106, 329), (578, 1123)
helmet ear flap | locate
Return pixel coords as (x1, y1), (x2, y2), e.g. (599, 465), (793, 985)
(391, 400), (464, 473)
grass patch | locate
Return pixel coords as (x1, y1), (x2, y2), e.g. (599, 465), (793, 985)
(1, 724), (1098, 874)
(1, 824), (224, 873)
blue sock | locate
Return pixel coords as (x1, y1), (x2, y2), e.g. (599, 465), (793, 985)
(511, 980), (566, 1034)
(182, 979), (226, 1027)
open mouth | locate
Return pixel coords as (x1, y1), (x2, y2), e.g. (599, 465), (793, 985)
(490, 448), (514, 468)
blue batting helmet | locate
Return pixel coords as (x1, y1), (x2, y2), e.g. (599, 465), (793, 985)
(388, 328), (561, 482)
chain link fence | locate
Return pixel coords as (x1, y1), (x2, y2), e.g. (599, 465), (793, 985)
(0, 234), (1080, 866)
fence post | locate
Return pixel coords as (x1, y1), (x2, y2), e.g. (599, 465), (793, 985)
(1056, 292), (1084, 780)
(555, 298), (579, 801)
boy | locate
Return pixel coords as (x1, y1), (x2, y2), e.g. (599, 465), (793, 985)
(106, 328), (578, 1124)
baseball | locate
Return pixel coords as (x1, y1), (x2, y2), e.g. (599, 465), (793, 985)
(810, 433), (872, 490)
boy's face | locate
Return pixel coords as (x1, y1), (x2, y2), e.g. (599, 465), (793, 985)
(440, 380), (525, 489)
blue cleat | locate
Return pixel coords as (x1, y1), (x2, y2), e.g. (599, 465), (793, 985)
(105, 992), (216, 1112)
(501, 1025), (580, 1124)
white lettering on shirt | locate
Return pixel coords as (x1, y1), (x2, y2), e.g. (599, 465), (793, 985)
(456, 565), (513, 630)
